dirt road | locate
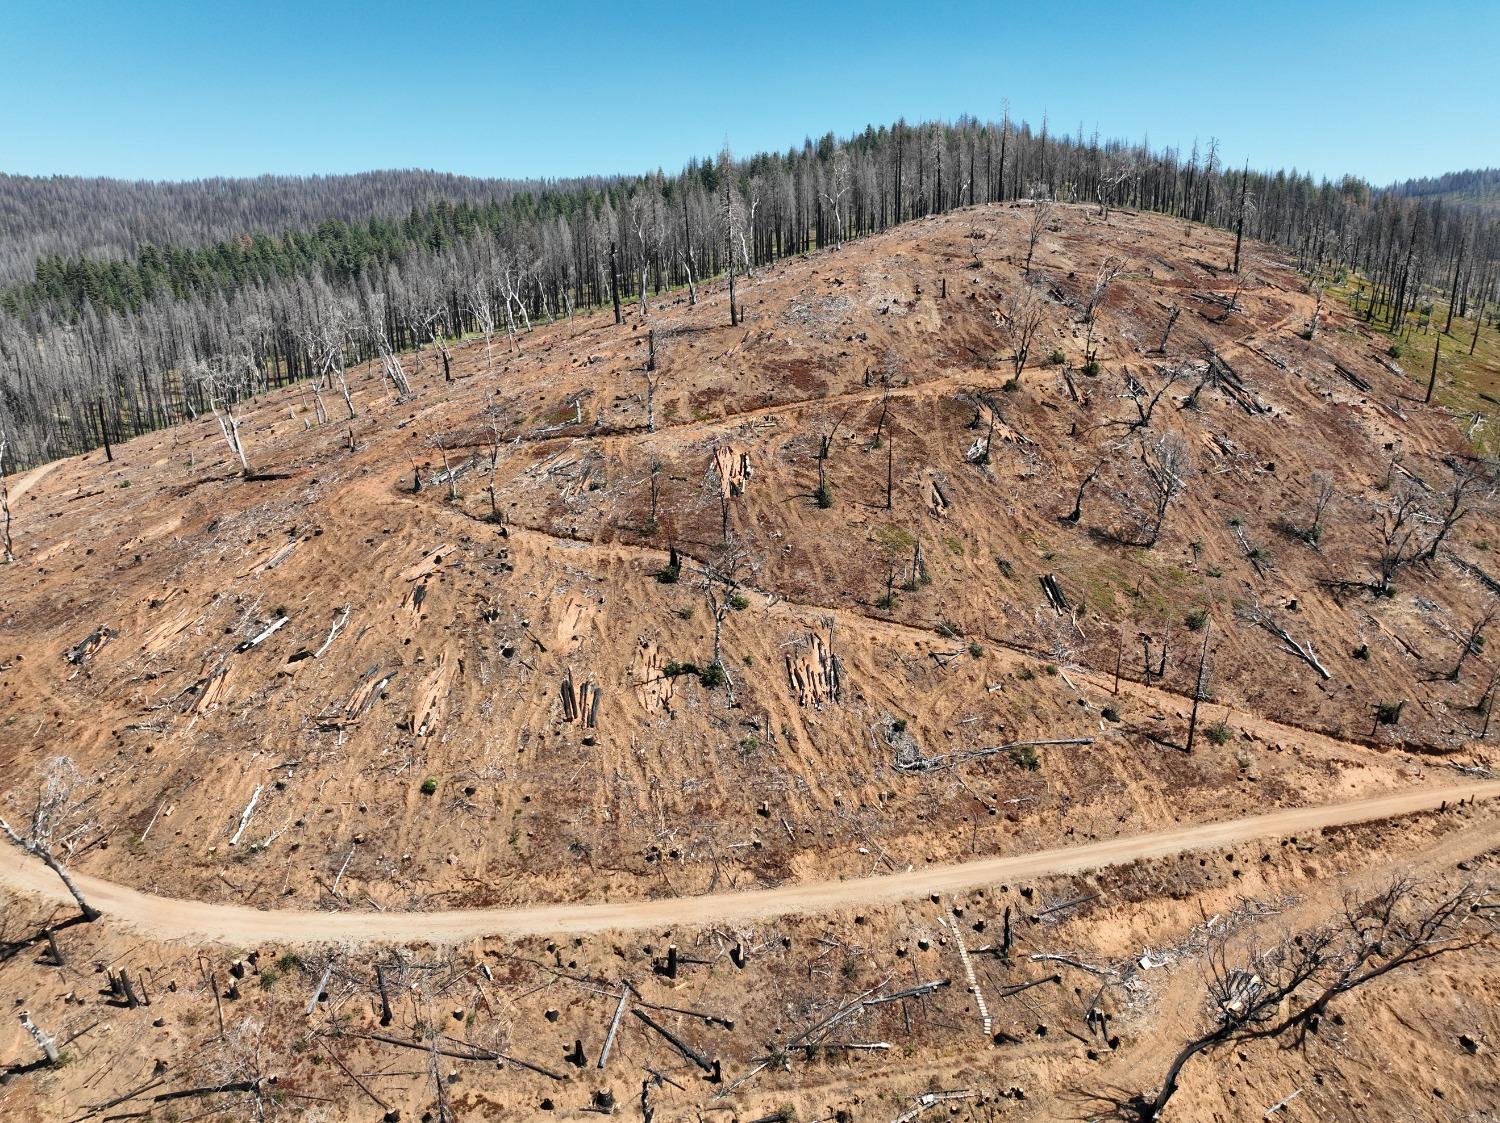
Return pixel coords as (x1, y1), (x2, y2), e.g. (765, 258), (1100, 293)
(3, 781), (1495, 946)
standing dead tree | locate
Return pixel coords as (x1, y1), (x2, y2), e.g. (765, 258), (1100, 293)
(1082, 254), (1127, 368)
(1128, 879), (1490, 1121)
(1001, 283), (1046, 380)
(1063, 459), (1106, 524)
(1421, 461), (1487, 562)
(1447, 600), (1498, 681)
(813, 406), (853, 508)
(1372, 487), (1427, 595)
(1290, 471), (1336, 546)
(699, 542), (754, 703)
(1184, 624), (1213, 752)
(0, 434), (15, 562)
(0, 758), (100, 921)
(1024, 199), (1053, 277)
(1135, 434), (1189, 547)
(467, 281), (499, 378)
(196, 357), (256, 479)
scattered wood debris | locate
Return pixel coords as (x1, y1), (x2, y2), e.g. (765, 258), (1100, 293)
(786, 631), (841, 706)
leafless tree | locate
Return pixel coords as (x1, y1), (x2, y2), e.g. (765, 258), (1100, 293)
(814, 406), (853, 508)
(1131, 879), (1490, 1121)
(0, 433), (15, 562)
(1294, 471), (1336, 545)
(0, 758), (100, 921)
(1001, 283), (1046, 378)
(1421, 461), (1488, 562)
(1373, 487), (1427, 595)
(1137, 433), (1189, 547)
(467, 282), (498, 377)
(821, 151), (853, 250)
(1064, 459), (1105, 524)
(196, 356), (256, 478)
(1085, 255), (1127, 323)
(699, 542), (754, 703)
(1448, 600), (1498, 681)
(1024, 199), (1053, 277)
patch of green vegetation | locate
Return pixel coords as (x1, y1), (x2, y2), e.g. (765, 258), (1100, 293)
(968, 641), (983, 659)
(891, 718), (908, 734)
(1185, 607), (1209, 631)
(877, 525), (916, 553)
(1009, 744), (1041, 771)
(656, 562), (680, 584)
(698, 662), (726, 689)
(675, 606), (693, 620)
(1048, 348), (1066, 365)
(420, 777), (439, 795)
(1353, 643), (1371, 661)
(1204, 722), (1232, 746)
(1101, 706), (1121, 723)
(943, 536), (964, 556)
(729, 592), (750, 611)
(814, 483), (834, 509)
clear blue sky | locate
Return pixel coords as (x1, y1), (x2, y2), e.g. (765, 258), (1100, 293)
(4, 0), (1494, 185)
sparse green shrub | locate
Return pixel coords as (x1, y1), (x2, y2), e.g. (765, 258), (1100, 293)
(1388, 342), (1404, 359)
(1185, 608), (1209, 631)
(1017, 666), (1036, 681)
(1375, 700), (1405, 725)
(663, 660), (699, 678)
(1009, 744), (1041, 771)
(1101, 706), (1120, 722)
(656, 562), (680, 584)
(729, 592), (750, 611)
(1048, 348), (1066, 365)
(698, 663), (726, 689)
(1353, 643), (1371, 661)
(1205, 565), (1223, 578)
(420, 777), (439, 795)
(814, 483), (834, 509)
(1082, 359), (1101, 376)
(675, 606), (693, 620)
(968, 641), (984, 658)
(1205, 722), (1232, 746)
(891, 718), (908, 734)
(1001, 378), (1020, 393)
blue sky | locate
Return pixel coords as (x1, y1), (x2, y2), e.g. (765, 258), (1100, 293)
(4, 0), (1494, 185)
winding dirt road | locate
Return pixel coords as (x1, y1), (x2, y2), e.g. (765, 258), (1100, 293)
(4, 781), (1496, 946)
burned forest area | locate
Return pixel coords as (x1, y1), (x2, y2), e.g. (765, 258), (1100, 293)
(3, 200), (1500, 1123)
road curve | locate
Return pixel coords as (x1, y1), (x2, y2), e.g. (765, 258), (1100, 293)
(3, 782), (1496, 946)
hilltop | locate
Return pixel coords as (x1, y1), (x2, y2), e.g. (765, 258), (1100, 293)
(1, 202), (1497, 1122)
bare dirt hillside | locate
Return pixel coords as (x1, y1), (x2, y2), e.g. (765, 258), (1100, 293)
(2, 202), (1498, 1122)
(2, 203), (1494, 910)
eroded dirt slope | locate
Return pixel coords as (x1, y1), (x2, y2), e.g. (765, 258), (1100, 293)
(1, 203), (1495, 917)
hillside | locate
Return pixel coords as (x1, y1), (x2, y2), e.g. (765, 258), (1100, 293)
(2, 202), (1497, 1122)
